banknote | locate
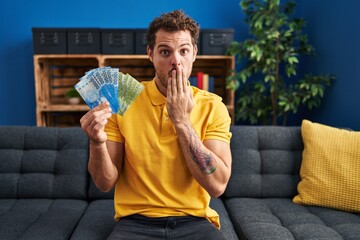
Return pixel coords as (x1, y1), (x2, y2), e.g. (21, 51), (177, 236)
(118, 73), (144, 115)
(75, 67), (144, 115)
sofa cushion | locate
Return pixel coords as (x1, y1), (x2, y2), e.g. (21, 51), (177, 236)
(210, 198), (239, 240)
(0, 199), (87, 239)
(0, 126), (89, 199)
(225, 126), (303, 198)
(293, 120), (360, 212)
(70, 200), (115, 240)
(224, 197), (360, 240)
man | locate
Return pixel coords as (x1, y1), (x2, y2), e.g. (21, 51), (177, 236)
(80, 10), (232, 240)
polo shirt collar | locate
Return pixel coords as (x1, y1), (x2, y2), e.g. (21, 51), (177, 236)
(148, 79), (166, 106)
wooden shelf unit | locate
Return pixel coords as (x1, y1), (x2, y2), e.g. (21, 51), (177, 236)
(34, 54), (235, 127)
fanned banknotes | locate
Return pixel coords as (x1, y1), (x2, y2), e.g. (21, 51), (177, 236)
(75, 67), (144, 115)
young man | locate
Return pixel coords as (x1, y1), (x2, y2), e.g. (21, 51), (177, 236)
(80, 10), (232, 240)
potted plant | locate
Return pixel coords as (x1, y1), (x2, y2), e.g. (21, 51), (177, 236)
(227, 0), (335, 125)
(65, 87), (82, 105)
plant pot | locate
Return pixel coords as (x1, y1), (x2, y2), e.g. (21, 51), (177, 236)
(68, 97), (81, 105)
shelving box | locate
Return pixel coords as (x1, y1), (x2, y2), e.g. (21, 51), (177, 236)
(67, 28), (101, 54)
(201, 29), (234, 55)
(32, 28), (67, 54)
(101, 29), (134, 54)
(135, 29), (147, 55)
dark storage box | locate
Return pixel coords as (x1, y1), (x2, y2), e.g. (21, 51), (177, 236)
(32, 28), (67, 54)
(196, 33), (202, 55)
(135, 29), (147, 55)
(201, 29), (234, 55)
(67, 28), (100, 54)
(101, 29), (134, 54)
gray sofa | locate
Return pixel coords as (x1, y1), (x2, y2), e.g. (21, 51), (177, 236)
(0, 126), (359, 240)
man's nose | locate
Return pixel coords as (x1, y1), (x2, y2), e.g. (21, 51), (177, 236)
(170, 53), (181, 67)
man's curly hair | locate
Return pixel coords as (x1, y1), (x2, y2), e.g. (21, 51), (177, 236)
(146, 10), (200, 50)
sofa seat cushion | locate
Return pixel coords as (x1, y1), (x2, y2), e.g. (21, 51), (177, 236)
(210, 198), (239, 240)
(70, 200), (116, 240)
(224, 198), (360, 240)
(0, 199), (87, 240)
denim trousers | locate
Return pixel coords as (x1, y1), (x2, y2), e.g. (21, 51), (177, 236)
(106, 214), (226, 240)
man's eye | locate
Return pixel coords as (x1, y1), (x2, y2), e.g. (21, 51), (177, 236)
(181, 49), (189, 55)
(160, 50), (169, 56)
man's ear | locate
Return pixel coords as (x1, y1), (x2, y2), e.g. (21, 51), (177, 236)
(147, 46), (153, 62)
(193, 45), (198, 62)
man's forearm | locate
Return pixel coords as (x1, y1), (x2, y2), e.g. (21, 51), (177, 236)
(88, 142), (118, 192)
(174, 121), (230, 197)
(186, 125), (218, 174)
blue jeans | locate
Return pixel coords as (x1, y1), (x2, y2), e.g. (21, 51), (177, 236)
(106, 214), (226, 240)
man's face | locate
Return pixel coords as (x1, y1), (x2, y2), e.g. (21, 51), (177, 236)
(147, 29), (197, 93)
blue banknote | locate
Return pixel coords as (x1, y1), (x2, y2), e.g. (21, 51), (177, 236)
(75, 67), (119, 113)
(75, 67), (143, 115)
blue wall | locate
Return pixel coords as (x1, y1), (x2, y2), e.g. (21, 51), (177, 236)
(293, 1), (360, 130)
(0, 0), (359, 130)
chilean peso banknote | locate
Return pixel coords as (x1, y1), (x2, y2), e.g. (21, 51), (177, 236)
(75, 67), (144, 115)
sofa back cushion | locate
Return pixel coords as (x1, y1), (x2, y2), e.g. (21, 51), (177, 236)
(224, 126), (303, 198)
(0, 126), (89, 199)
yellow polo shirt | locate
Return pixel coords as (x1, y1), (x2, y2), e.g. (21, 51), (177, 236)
(105, 79), (231, 228)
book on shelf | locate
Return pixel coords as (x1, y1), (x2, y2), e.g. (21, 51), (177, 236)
(208, 75), (215, 93)
(189, 76), (197, 87)
(196, 72), (203, 90)
(203, 73), (209, 92)
(189, 72), (215, 93)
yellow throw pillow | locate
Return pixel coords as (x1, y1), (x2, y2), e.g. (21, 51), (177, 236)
(293, 119), (360, 212)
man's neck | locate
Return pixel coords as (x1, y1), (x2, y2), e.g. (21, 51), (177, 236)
(154, 76), (167, 97)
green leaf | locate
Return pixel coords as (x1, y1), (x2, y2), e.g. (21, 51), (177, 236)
(267, 31), (280, 39)
(240, 72), (247, 83)
(255, 19), (263, 30)
(250, 51), (256, 60)
(284, 29), (293, 37)
(264, 75), (275, 82)
(286, 66), (296, 77)
(288, 56), (298, 64)
(278, 101), (286, 106)
(284, 104), (290, 112)
(311, 85), (318, 96)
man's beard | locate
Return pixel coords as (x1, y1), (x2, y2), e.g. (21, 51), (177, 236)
(153, 71), (168, 89)
(155, 68), (176, 87)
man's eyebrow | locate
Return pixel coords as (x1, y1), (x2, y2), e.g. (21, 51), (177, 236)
(157, 44), (171, 49)
(180, 43), (192, 47)
(157, 43), (192, 49)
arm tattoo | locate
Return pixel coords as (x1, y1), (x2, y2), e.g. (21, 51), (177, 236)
(186, 125), (217, 174)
